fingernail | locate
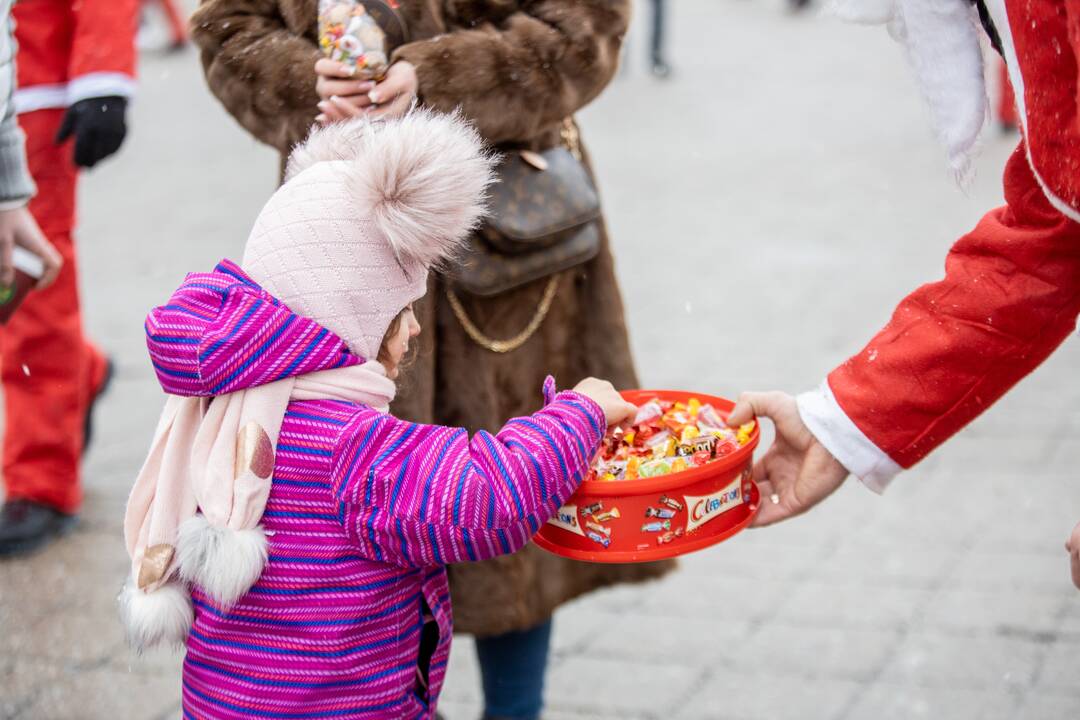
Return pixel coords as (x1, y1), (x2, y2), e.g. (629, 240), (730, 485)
(368, 92), (379, 104)
(317, 101), (330, 111)
(770, 493), (780, 505)
(315, 114), (327, 123)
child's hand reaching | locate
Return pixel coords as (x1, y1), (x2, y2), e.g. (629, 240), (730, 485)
(573, 378), (637, 428)
(1066, 521), (1080, 590)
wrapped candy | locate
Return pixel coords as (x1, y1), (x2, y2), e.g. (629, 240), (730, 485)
(318, 0), (398, 78)
(589, 397), (754, 481)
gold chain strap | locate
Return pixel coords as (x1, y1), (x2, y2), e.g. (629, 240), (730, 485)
(445, 275), (560, 354)
(446, 117), (580, 354)
(561, 117), (582, 161)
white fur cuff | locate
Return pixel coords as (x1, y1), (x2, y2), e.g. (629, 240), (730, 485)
(797, 380), (903, 493)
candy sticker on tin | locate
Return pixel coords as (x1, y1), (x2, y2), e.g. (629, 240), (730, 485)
(548, 504), (586, 536)
(684, 477), (743, 533)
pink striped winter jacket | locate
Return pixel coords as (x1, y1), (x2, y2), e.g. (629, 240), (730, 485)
(146, 261), (605, 719)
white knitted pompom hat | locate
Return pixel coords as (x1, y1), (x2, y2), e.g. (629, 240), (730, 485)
(241, 109), (496, 360)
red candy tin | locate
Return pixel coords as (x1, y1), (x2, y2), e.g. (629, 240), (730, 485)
(534, 390), (760, 563)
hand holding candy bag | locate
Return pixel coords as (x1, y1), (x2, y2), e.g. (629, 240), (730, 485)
(317, 0), (405, 80)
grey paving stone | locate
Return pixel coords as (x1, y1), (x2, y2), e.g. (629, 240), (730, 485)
(439, 637), (482, 706)
(735, 624), (902, 683)
(631, 570), (801, 624)
(675, 669), (862, 720)
(919, 587), (1067, 636)
(21, 601), (126, 666)
(877, 632), (1043, 690)
(840, 683), (1019, 720)
(14, 665), (180, 720)
(544, 656), (698, 718)
(106, 645), (185, 679)
(805, 541), (955, 591)
(584, 609), (752, 666)
(1031, 639), (1080, 696)
(949, 552), (1076, 595)
(1055, 601), (1080, 636)
(1013, 691), (1080, 720)
(679, 534), (840, 583)
(0, 658), (62, 720)
(772, 580), (932, 632)
(549, 605), (624, 658)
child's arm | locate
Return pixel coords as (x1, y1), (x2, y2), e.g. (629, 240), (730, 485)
(330, 378), (606, 568)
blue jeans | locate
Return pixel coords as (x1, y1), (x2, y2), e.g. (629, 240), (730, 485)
(474, 618), (553, 720)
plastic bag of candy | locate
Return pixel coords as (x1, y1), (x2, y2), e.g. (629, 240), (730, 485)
(318, 0), (392, 78)
(588, 397), (755, 482)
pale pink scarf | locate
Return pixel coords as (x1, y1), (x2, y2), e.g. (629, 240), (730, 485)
(119, 361), (395, 651)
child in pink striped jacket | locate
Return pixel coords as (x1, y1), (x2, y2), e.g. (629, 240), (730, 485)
(120, 110), (636, 719)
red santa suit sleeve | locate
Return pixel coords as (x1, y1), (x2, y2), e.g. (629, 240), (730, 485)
(67, 0), (139, 103)
(13, 0), (139, 114)
(798, 0), (1080, 491)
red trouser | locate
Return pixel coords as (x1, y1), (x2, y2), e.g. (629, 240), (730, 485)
(0, 109), (106, 513)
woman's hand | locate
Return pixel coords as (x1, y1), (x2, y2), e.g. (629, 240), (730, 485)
(727, 391), (849, 527)
(364, 61), (418, 119)
(314, 58), (376, 123)
(573, 377), (637, 428)
(315, 60), (418, 124)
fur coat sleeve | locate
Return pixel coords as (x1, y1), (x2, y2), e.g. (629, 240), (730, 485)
(191, 0), (320, 155)
(393, 0), (630, 145)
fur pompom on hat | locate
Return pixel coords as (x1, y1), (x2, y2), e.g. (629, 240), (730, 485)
(244, 109), (497, 360)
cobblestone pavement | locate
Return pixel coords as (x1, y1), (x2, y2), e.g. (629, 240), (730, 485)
(2, 1), (1079, 718)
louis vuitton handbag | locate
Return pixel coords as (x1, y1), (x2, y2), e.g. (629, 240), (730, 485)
(446, 119), (602, 353)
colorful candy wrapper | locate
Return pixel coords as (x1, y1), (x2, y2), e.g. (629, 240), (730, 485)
(659, 494), (684, 512)
(594, 508), (621, 523)
(585, 521), (611, 537)
(633, 400), (663, 425)
(697, 403), (726, 430)
(318, 0), (396, 78)
(641, 520), (672, 533)
(582, 502), (603, 517)
(587, 531), (611, 548)
(589, 396), (755, 481)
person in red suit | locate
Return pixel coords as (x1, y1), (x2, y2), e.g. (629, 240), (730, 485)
(0, 0), (138, 555)
(729, 0), (1080, 589)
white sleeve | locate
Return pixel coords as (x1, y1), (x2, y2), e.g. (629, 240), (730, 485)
(796, 380), (903, 494)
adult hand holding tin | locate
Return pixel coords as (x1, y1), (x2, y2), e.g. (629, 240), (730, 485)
(727, 391), (848, 527)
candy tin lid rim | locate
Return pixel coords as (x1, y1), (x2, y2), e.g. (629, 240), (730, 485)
(577, 389), (759, 497)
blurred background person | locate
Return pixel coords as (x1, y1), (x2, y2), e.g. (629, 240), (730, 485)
(140, 0), (191, 53)
(0, 0), (62, 292)
(0, 0), (138, 556)
(995, 55), (1018, 133)
(649, 0), (672, 77)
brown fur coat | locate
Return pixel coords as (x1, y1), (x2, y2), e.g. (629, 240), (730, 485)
(192, 0), (673, 637)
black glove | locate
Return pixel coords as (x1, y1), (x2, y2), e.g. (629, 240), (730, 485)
(55, 96), (128, 168)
